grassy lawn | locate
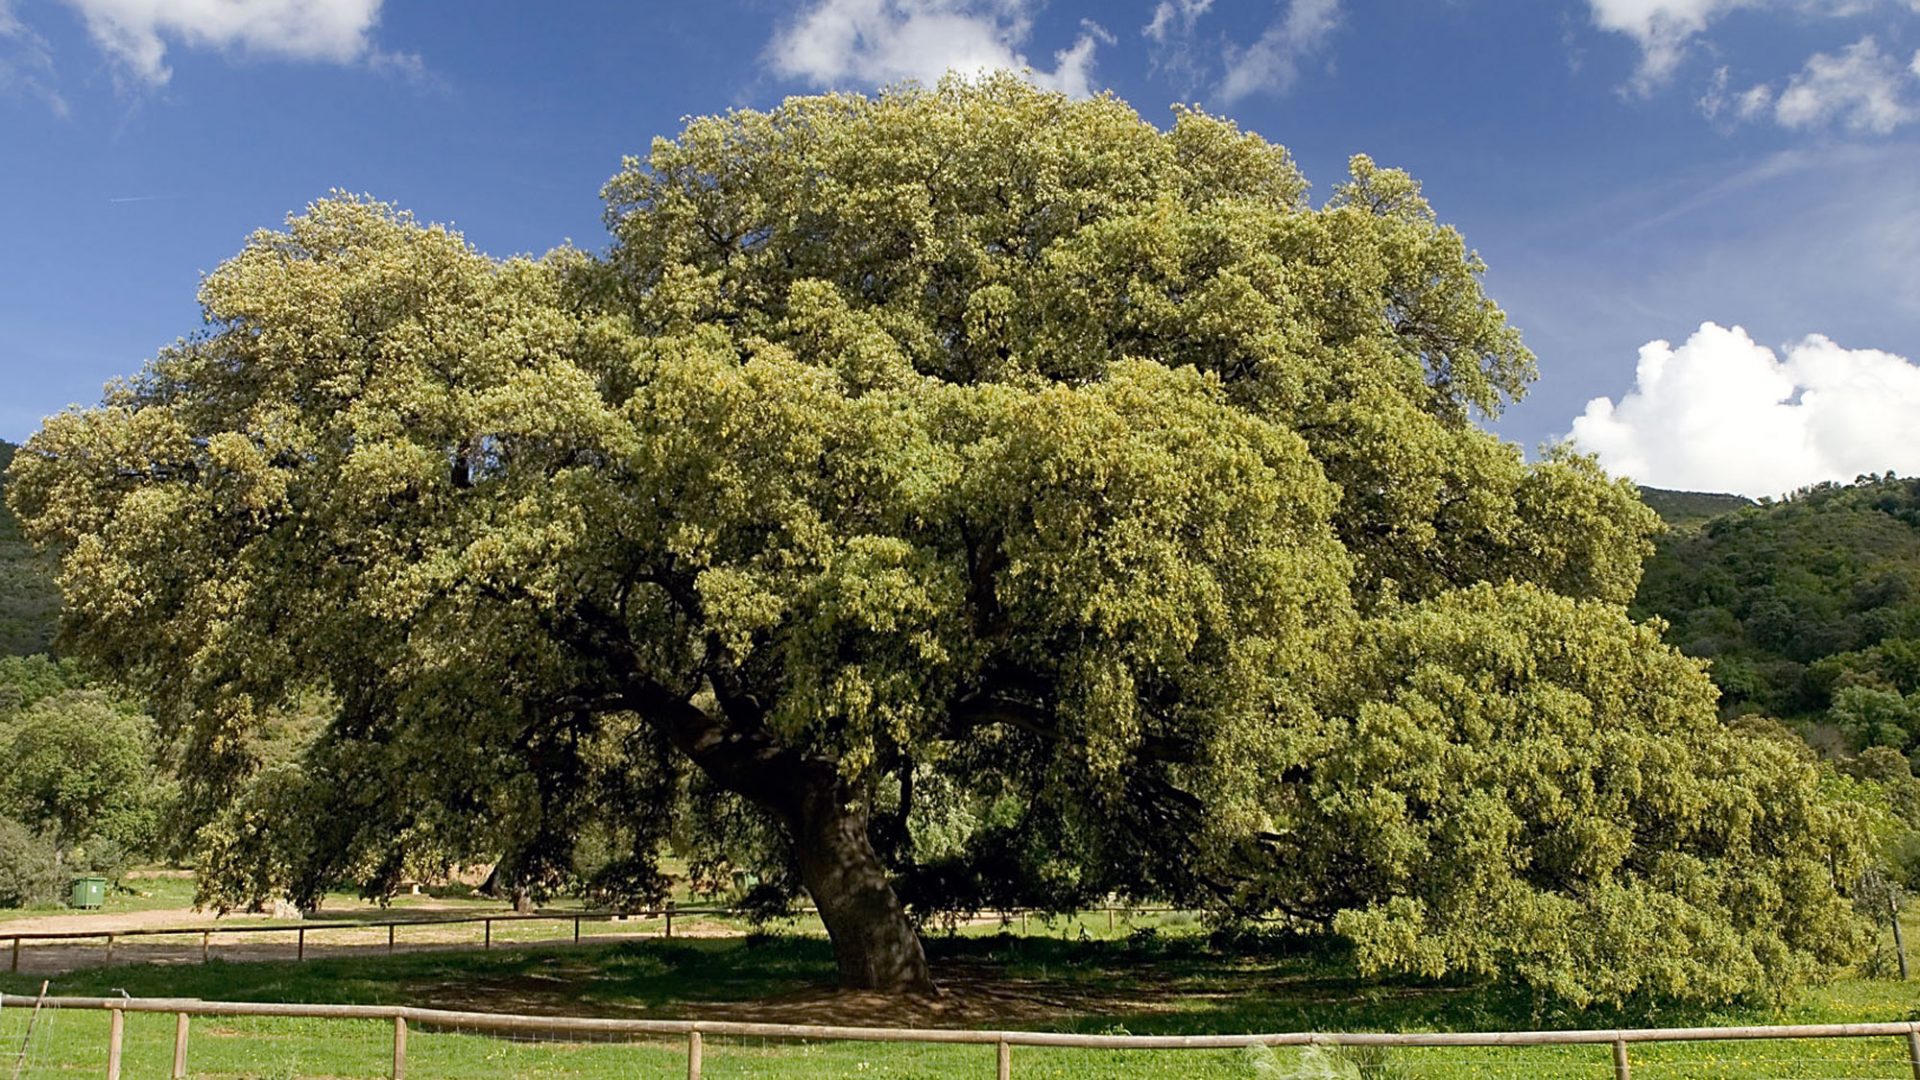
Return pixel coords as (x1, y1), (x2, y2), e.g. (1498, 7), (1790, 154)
(5, 923), (1920, 1078)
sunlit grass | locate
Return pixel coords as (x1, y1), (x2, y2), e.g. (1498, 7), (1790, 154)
(5, 915), (1920, 1078)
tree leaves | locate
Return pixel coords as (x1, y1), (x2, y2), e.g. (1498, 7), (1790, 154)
(1, 78), (1869, 1002)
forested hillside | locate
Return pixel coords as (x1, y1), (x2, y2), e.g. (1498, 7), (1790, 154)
(0, 440), (59, 656)
(1634, 474), (1920, 747)
(1637, 486), (1755, 531)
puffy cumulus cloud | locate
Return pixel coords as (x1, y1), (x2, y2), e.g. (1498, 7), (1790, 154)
(59, 0), (389, 85)
(1217, 0), (1340, 102)
(1569, 322), (1920, 497)
(1775, 36), (1919, 132)
(1587, 0), (1753, 94)
(765, 0), (1110, 98)
(1700, 37), (1920, 132)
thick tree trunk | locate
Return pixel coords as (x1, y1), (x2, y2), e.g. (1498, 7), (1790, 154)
(791, 774), (934, 994)
(620, 672), (933, 993)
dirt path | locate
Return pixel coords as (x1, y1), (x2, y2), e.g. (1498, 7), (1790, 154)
(0, 896), (492, 938)
(0, 910), (792, 977)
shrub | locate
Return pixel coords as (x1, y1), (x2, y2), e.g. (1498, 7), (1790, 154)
(0, 814), (60, 907)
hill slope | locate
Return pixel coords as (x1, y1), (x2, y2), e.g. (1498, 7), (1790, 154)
(1637, 486), (1755, 531)
(1633, 475), (1920, 723)
(0, 440), (61, 656)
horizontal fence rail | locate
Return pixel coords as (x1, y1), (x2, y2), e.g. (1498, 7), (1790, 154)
(1, 904), (1181, 973)
(6, 994), (1920, 1079)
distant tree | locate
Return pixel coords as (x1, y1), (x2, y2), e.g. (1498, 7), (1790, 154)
(0, 690), (165, 867)
(1832, 686), (1920, 753)
(0, 653), (85, 714)
(8, 78), (1864, 999)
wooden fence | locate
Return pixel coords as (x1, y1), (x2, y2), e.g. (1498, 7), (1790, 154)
(3, 903), (1173, 973)
(5, 993), (1920, 1080)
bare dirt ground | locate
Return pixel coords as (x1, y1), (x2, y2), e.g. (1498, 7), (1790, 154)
(0, 894), (496, 936)
(0, 909), (756, 977)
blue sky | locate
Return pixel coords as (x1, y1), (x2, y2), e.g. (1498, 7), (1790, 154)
(2, 0), (1918, 496)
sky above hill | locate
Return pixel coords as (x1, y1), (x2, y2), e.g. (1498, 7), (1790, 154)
(2, 0), (1918, 497)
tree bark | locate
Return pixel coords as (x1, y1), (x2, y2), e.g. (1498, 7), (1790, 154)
(621, 672), (934, 993)
(791, 769), (934, 994)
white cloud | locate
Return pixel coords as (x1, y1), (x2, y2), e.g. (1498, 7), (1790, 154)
(1, 0), (69, 115)
(1217, 0), (1340, 102)
(1142, 0), (1212, 90)
(1774, 35), (1919, 132)
(58, 0), (386, 85)
(765, 0), (1109, 98)
(1587, 0), (1752, 94)
(1698, 64), (1774, 121)
(1586, 0), (1918, 97)
(1569, 322), (1920, 497)
(1143, 0), (1212, 44)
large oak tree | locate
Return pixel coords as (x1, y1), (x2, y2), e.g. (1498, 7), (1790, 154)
(8, 77), (1868, 999)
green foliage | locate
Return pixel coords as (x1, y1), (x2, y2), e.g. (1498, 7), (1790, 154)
(1638, 486), (1756, 531)
(0, 652), (85, 713)
(1295, 585), (1865, 1006)
(1830, 686), (1920, 754)
(0, 814), (60, 907)
(0, 441), (61, 657)
(0, 688), (167, 864)
(0, 657), (168, 902)
(3, 77), (1857, 1003)
(1635, 474), (1920, 725)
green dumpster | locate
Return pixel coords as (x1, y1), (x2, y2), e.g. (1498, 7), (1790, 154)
(70, 876), (107, 909)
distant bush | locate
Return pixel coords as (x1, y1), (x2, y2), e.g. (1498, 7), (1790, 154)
(0, 814), (60, 907)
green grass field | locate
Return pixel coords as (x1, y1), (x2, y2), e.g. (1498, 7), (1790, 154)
(6, 919), (1920, 1078)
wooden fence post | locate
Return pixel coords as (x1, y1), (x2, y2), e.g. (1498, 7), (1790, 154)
(665, 903), (674, 939)
(172, 1011), (190, 1079)
(484, 919), (492, 950)
(1905, 1025), (1920, 1080)
(388, 924), (395, 955)
(200, 931), (210, 964)
(997, 1038), (1011, 1080)
(8, 938), (17, 973)
(687, 1029), (703, 1080)
(573, 915), (580, 944)
(105, 934), (114, 964)
(392, 1015), (408, 1080)
(1612, 1038), (1630, 1080)
(106, 1006), (125, 1080)
(297, 927), (306, 962)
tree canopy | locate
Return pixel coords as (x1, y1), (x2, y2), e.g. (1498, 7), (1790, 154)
(0, 656), (166, 903)
(6, 76), (1867, 1000)
(0, 441), (61, 657)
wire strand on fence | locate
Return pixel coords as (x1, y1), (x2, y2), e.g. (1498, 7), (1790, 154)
(0, 903), (1188, 977)
(9, 995), (1920, 1079)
